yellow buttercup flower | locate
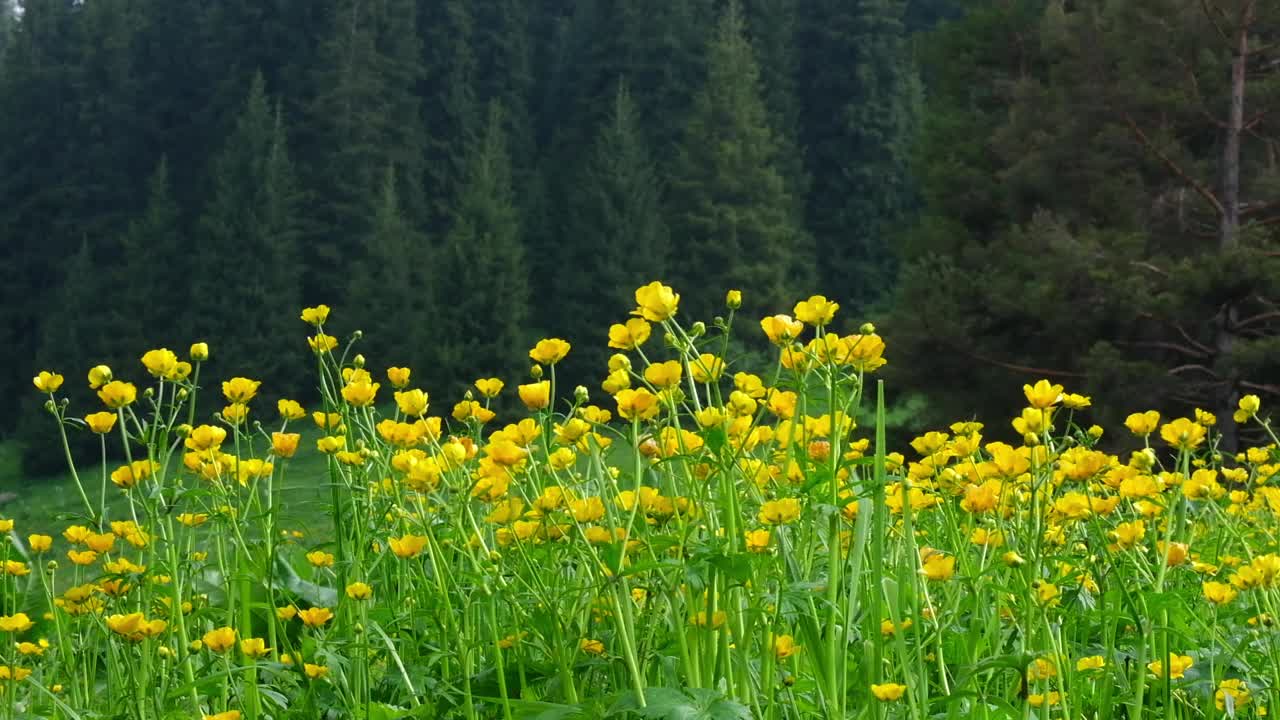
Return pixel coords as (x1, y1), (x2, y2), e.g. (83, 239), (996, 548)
(33, 371), (64, 393)
(1124, 411), (1160, 436)
(1022, 379), (1063, 409)
(579, 638), (605, 655)
(345, 582), (373, 600)
(518, 381), (551, 411)
(308, 334), (338, 353)
(870, 683), (907, 702)
(633, 281), (679, 322)
(0, 614), (33, 633)
(615, 387), (662, 421)
(297, 607), (334, 628)
(530, 338), (571, 365)
(185, 424), (227, 452)
(140, 349), (178, 378)
(238, 638), (270, 658)
(1203, 581), (1238, 605)
(773, 634), (801, 659)
(920, 550), (956, 581)
(1077, 656), (1106, 671)
(386, 366), (411, 389)
(84, 411), (118, 434)
(690, 354), (724, 383)
(1160, 417), (1206, 451)
(1237, 395), (1261, 422)
(608, 319), (652, 350)
(204, 711), (242, 720)
(97, 381), (137, 409)
(277, 399), (306, 420)
(340, 380), (379, 407)
(221, 377), (261, 404)
(1147, 653), (1193, 679)
(758, 498), (801, 525)
(28, 535), (51, 553)
(300, 305), (330, 325)
(189, 342), (209, 361)
(222, 403), (249, 425)
(475, 378), (504, 398)
(793, 295), (838, 326)
(306, 551), (334, 568)
(202, 626), (237, 653)
(389, 534), (428, 559)
(394, 389), (429, 417)
(87, 365), (113, 389)
(304, 663), (329, 679)
(271, 432), (300, 458)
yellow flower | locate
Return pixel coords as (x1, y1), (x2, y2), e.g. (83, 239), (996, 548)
(345, 582), (373, 600)
(316, 435), (345, 454)
(300, 305), (330, 325)
(33, 371), (64, 393)
(1216, 679), (1251, 712)
(1110, 520), (1145, 549)
(106, 613), (165, 641)
(394, 389), (429, 417)
(1147, 653), (1193, 679)
(1203, 581), (1238, 605)
(760, 315), (804, 345)
(1124, 411), (1160, 436)
(389, 534), (428, 559)
(770, 633), (801, 659)
(1160, 417), (1207, 451)
(1236, 394), (1262, 423)
(518, 381), (551, 411)
(297, 607), (334, 628)
(189, 342), (209, 361)
(222, 403), (249, 425)
(185, 425), (227, 452)
(633, 282), (679, 322)
(27, 535), (51, 553)
(204, 712), (242, 720)
(579, 638), (605, 655)
(83, 411), (118, 434)
(67, 550), (98, 566)
(87, 365), (113, 389)
(1027, 692), (1063, 708)
(97, 381), (137, 409)
(530, 338), (572, 365)
(304, 663), (329, 679)
(1022, 379), (1063, 409)
(725, 289), (742, 309)
(308, 334), (338, 353)
(870, 683), (907, 702)
(15, 641), (45, 657)
(615, 388), (662, 421)
(277, 399), (306, 420)
(386, 367), (411, 388)
(221, 377), (261, 404)
(306, 551), (334, 568)
(920, 551), (955, 581)
(202, 626), (237, 653)
(271, 432), (300, 459)
(240, 638), (270, 658)
(608, 319), (652, 350)
(793, 295), (838, 326)
(340, 380), (379, 407)
(140, 349), (178, 378)
(0, 614), (33, 633)
(1076, 655), (1106, 671)
(177, 513), (208, 527)
(758, 498), (801, 525)
(84, 532), (115, 553)
(642, 360), (681, 389)
(475, 378), (504, 398)
(690, 354), (724, 383)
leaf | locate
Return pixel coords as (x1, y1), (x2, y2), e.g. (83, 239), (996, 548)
(611, 688), (751, 720)
(368, 702), (410, 720)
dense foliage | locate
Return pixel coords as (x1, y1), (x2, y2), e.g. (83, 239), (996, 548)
(0, 0), (935, 471)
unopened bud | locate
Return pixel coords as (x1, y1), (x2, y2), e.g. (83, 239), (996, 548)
(574, 385), (589, 404)
(690, 321), (706, 338)
(353, 354), (365, 369)
(531, 365), (544, 380)
(859, 322), (876, 336)
(725, 290), (742, 309)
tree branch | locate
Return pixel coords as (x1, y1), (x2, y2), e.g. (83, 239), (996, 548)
(1123, 113), (1226, 217)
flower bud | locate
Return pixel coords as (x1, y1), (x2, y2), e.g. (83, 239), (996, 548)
(353, 354), (365, 369)
(859, 322), (876, 336)
(43, 400), (56, 415)
(189, 342), (209, 362)
(531, 364), (544, 380)
(690, 321), (706, 338)
(725, 290), (742, 309)
(46, 560), (58, 572)
(574, 385), (589, 404)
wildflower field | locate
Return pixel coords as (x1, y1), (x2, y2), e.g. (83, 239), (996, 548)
(10, 282), (1280, 720)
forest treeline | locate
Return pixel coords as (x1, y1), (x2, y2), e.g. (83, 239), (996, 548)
(1, 0), (1277, 472)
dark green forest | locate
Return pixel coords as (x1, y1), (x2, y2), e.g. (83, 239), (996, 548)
(1, 0), (1277, 473)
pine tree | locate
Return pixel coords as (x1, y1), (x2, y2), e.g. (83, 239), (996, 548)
(191, 74), (304, 385)
(419, 0), (479, 235)
(667, 1), (809, 321)
(306, 0), (425, 305)
(799, 0), (920, 311)
(432, 102), (529, 395)
(554, 82), (669, 383)
(348, 165), (435, 374)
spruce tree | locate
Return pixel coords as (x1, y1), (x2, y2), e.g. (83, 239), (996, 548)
(668, 1), (809, 321)
(432, 102), (529, 396)
(191, 74), (304, 385)
(348, 165), (434, 375)
(799, 0), (920, 311)
(555, 82), (669, 383)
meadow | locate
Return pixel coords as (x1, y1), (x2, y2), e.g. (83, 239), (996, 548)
(5, 281), (1279, 720)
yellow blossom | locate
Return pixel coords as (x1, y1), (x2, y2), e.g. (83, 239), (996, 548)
(97, 381), (137, 409)
(202, 626), (237, 653)
(633, 282), (679, 322)
(84, 411), (118, 434)
(518, 381), (551, 411)
(870, 683), (907, 702)
(793, 295), (838, 326)
(530, 338), (572, 365)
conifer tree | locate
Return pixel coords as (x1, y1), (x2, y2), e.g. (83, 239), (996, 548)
(348, 165), (434, 374)
(668, 1), (809, 321)
(799, 0), (920, 310)
(432, 102), (530, 394)
(191, 74), (304, 384)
